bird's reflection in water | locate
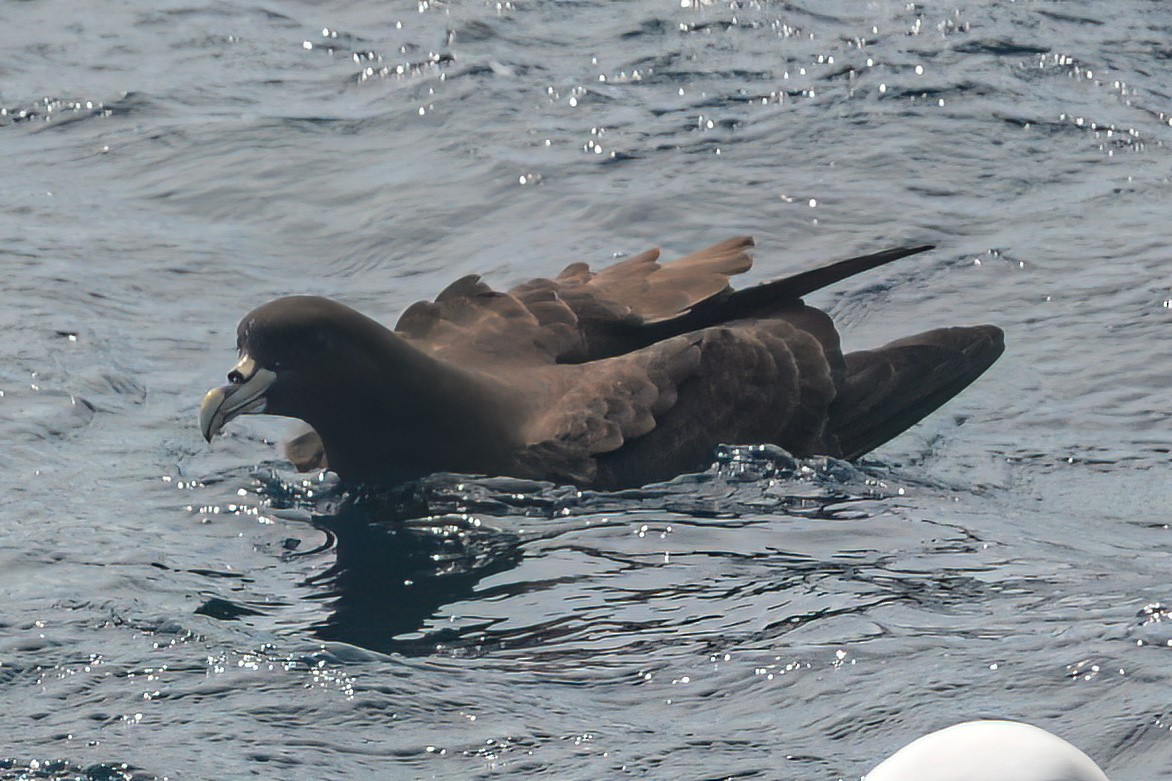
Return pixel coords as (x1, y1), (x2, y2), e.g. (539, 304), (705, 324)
(259, 448), (889, 655)
(282, 478), (531, 655)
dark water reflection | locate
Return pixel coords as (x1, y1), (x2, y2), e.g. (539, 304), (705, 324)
(253, 448), (900, 656)
(309, 503), (524, 655)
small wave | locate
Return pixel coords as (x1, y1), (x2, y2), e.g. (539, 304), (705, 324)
(247, 443), (895, 523)
(0, 92), (150, 132)
(0, 758), (152, 781)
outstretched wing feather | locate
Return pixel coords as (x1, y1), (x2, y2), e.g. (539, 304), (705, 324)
(394, 238), (757, 365)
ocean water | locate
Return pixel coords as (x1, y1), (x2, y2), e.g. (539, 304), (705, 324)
(1, 0), (1169, 778)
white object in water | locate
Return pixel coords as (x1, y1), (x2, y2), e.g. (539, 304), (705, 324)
(865, 720), (1110, 781)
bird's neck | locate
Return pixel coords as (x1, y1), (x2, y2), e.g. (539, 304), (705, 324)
(314, 333), (526, 480)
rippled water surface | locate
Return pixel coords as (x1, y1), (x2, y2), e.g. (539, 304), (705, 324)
(2, 0), (1170, 778)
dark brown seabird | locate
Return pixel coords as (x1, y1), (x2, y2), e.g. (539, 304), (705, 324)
(199, 238), (1004, 489)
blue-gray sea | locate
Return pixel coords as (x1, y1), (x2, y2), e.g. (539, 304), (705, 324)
(1, 0), (1170, 778)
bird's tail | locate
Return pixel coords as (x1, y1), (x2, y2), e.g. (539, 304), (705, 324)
(829, 325), (1005, 460)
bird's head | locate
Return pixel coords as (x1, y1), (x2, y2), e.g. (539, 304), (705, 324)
(198, 295), (395, 444)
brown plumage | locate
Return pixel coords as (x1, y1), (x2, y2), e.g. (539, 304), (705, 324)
(199, 238), (1003, 489)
